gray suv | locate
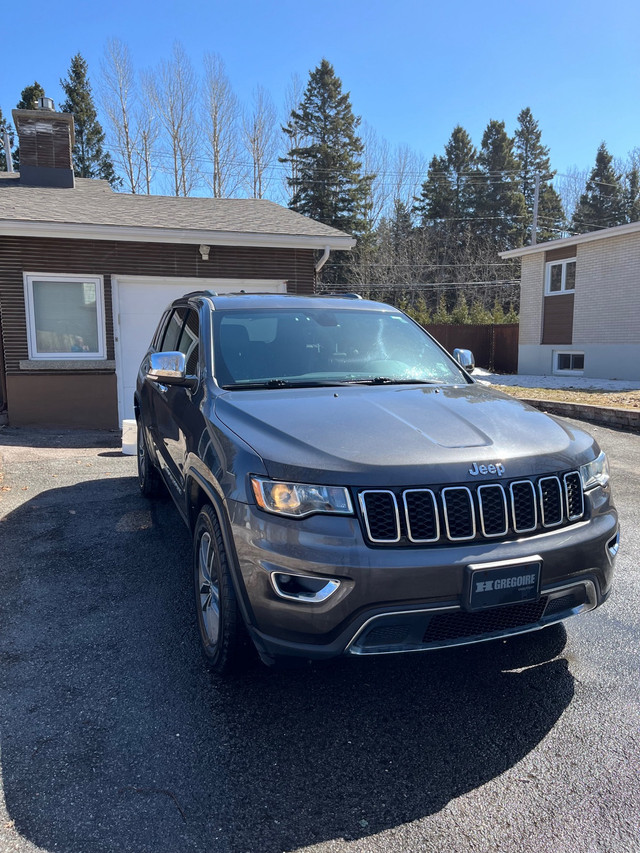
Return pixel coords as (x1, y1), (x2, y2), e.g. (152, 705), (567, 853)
(135, 292), (619, 673)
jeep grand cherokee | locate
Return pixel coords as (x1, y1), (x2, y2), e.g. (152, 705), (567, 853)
(134, 292), (619, 673)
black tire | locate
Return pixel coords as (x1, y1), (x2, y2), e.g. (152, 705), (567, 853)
(137, 420), (161, 498)
(193, 505), (245, 675)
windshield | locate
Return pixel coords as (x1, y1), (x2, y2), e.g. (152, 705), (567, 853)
(212, 307), (469, 389)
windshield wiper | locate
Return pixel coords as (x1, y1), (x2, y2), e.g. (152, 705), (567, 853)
(220, 379), (356, 390)
(349, 377), (443, 386)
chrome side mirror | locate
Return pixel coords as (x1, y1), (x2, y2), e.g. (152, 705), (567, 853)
(453, 348), (475, 373)
(147, 351), (197, 388)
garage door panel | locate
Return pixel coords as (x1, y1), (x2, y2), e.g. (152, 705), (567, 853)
(114, 278), (286, 421)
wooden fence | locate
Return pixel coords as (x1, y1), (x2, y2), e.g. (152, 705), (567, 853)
(425, 324), (519, 374)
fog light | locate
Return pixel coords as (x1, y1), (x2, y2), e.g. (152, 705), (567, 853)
(607, 531), (620, 559)
(271, 573), (340, 603)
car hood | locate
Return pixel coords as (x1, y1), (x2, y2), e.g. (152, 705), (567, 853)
(214, 383), (595, 486)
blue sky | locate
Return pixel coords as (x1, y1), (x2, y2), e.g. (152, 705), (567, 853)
(3, 0), (639, 182)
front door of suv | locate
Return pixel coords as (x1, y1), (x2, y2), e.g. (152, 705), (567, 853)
(149, 306), (201, 497)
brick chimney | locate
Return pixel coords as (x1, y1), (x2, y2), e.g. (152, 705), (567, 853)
(12, 98), (75, 188)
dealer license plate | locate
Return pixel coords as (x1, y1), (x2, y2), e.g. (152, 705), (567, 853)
(465, 559), (541, 611)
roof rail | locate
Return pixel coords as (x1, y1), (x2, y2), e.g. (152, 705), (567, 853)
(321, 292), (363, 300)
(182, 289), (218, 298)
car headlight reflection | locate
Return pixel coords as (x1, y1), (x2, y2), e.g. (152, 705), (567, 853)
(251, 477), (353, 518)
(580, 451), (610, 491)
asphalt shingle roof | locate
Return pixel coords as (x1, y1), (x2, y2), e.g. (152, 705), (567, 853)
(0, 173), (353, 243)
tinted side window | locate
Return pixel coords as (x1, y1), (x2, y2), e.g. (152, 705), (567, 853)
(151, 311), (171, 349)
(161, 308), (187, 351)
(178, 309), (200, 375)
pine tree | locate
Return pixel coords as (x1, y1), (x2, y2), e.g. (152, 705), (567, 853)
(433, 292), (450, 324)
(60, 53), (119, 186)
(414, 126), (477, 225)
(282, 59), (373, 282)
(571, 143), (625, 233)
(17, 81), (45, 110)
(623, 167), (640, 223)
(12, 81), (46, 170)
(414, 154), (453, 222)
(514, 107), (565, 242)
(475, 120), (527, 249)
(451, 292), (470, 324)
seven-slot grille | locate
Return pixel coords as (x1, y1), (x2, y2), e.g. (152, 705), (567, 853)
(358, 472), (584, 545)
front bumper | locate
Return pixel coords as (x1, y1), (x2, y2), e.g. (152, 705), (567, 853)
(227, 491), (618, 662)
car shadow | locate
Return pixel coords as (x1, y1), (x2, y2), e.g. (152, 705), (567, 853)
(0, 476), (573, 853)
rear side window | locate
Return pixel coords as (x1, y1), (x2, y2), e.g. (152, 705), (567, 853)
(161, 308), (187, 351)
(178, 309), (200, 375)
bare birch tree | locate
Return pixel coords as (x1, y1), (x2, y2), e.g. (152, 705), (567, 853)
(137, 94), (160, 194)
(391, 143), (427, 212)
(555, 165), (589, 228)
(144, 43), (200, 197)
(280, 73), (305, 204)
(361, 122), (391, 228)
(242, 85), (278, 198)
(100, 38), (141, 193)
(202, 53), (241, 198)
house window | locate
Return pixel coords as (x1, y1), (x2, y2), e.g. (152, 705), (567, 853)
(554, 351), (584, 373)
(24, 273), (106, 360)
(545, 259), (576, 295)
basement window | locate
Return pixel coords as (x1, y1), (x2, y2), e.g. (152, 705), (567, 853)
(554, 351), (584, 374)
(24, 273), (106, 360)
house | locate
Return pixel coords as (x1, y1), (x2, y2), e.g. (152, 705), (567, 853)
(0, 103), (355, 429)
(500, 224), (640, 381)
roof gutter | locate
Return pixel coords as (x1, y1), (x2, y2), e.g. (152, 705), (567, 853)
(0, 220), (357, 252)
(499, 219), (640, 259)
(314, 245), (331, 273)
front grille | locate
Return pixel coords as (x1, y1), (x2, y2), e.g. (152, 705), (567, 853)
(358, 471), (584, 546)
(422, 598), (549, 643)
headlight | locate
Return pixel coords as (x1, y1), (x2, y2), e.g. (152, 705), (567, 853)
(580, 451), (610, 490)
(251, 477), (353, 518)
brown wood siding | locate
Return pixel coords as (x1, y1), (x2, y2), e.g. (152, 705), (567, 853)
(545, 246), (577, 262)
(0, 235), (316, 372)
(6, 373), (118, 428)
(542, 294), (574, 344)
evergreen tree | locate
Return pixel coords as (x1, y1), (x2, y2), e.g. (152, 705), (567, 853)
(59, 53), (119, 186)
(514, 107), (565, 242)
(282, 59), (373, 280)
(433, 292), (450, 324)
(414, 154), (453, 222)
(623, 167), (640, 223)
(17, 81), (45, 110)
(571, 143), (625, 233)
(414, 126), (477, 224)
(469, 300), (492, 325)
(12, 81), (46, 170)
(475, 119), (527, 249)
(450, 292), (470, 324)
(444, 125), (478, 222)
(0, 107), (15, 172)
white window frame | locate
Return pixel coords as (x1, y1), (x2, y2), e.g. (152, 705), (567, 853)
(545, 258), (576, 296)
(553, 351), (585, 375)
(24, 272), (107, 360)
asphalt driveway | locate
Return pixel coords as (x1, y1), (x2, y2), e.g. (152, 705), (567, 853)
(0, 423), (638, 853)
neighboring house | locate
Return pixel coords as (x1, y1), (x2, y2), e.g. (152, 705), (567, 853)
(0, 104), (355, 429)
(500, 224), (640, 381)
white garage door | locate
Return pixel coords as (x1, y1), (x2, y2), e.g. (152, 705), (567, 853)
(112, 276), (287, 421)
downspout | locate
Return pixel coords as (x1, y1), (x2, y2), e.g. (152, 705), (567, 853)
(315, 245), (331, 274)
(313, 245), (331, 291)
